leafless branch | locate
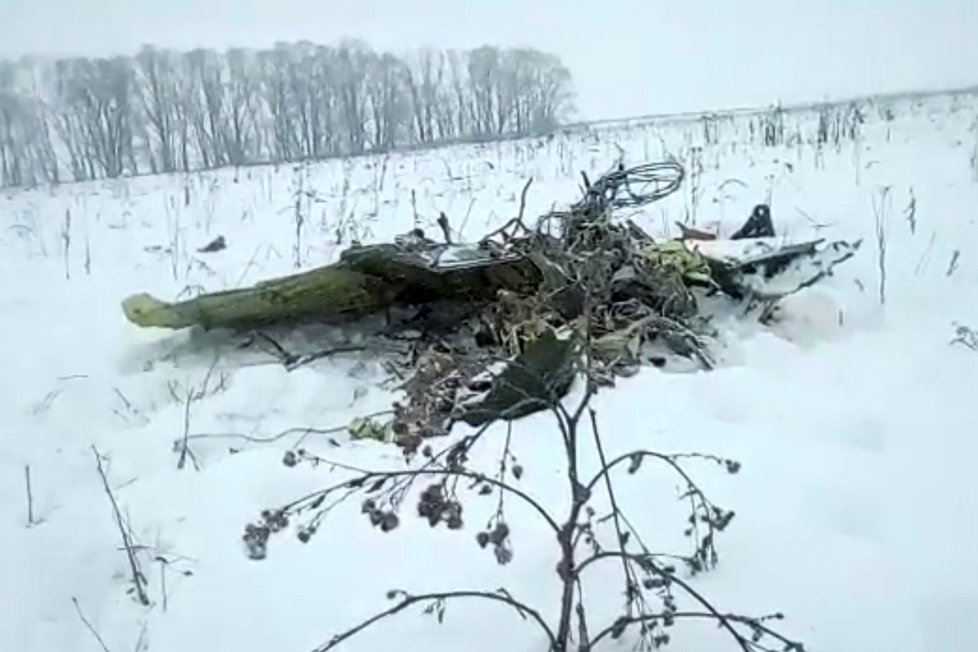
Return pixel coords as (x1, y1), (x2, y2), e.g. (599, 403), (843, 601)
(872, 186), (891, 305)
(590, 609), (803, 651)
(517, 177), (534, 223)
(72, 597), (112, 652)
(181, 409), (393, 449)
(91, 446), (150, 605)
(310, 589), (556, 652)
(176, 357), (221, 470)
(25, 464), (36, 526)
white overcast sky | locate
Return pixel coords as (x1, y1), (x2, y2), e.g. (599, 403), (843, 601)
(1, 0), (976, 120)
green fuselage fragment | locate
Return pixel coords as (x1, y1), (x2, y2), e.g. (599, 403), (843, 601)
(121, 243), (542, 331)
(122, 265), (391, 330)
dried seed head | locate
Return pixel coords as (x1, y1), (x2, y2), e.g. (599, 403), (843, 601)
(282, 450), (298, 467)
(242, 523), (271, 561)
(489, 521), (510, 545)
(369, 509), (383, 526)
(380, 511), (400, 532)
(263, 510), (289, 532)
(493, 544), (513, 565)
(643, 577), (666, 590)
(627, 453), (643, 474)
(422, 483), (443, 500)
(610, 617), (627, 639)
(476, 531), (490, 548)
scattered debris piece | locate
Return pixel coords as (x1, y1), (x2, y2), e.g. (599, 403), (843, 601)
(951, 323), (978, 351)
(198, 235), (227, 253)
(348, 416), (392, 442)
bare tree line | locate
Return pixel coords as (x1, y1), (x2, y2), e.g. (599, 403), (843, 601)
(0, 39), (575, 188)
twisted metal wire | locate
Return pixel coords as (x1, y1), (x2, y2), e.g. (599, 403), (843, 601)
(573, 161), (685, 212)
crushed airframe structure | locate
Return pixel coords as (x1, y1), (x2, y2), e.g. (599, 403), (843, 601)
(122, 162), (861, 452)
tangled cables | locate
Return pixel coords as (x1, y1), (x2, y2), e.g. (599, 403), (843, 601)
(574, 160), (685, 212)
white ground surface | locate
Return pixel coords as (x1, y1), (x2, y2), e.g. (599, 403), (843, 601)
(3, 94), (978, 652)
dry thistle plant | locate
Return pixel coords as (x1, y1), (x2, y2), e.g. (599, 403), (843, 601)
(242, 338), (802, 652)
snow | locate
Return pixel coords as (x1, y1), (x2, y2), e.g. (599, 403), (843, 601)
(3, 95), (978, 652)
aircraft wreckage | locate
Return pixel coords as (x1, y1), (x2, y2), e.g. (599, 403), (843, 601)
(122, 162), (860, 451)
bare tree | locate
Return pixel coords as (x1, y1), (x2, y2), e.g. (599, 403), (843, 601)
(529, 50), (575, 133)
(183, 48), (230, 169)
(446, 49), (471, 138)
(53, 56), (137, 179)
(136, 46), (180, 174)
(289, 42), (337, 160)
(335, 39), (371, 154)
(52, 58), (93, 181)
(0, 61), (27, 187)
(257, 44), (298, 163)
(0, 59), (59, 187)
(24, 60), (62, 185)
(468, 45), (501, 136)
(224, 47), (261, 165)
(366, 51), (408, 151)
(404, 48), (446, 144)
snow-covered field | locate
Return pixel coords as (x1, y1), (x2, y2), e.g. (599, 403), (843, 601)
(4, 93), (978, 652)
